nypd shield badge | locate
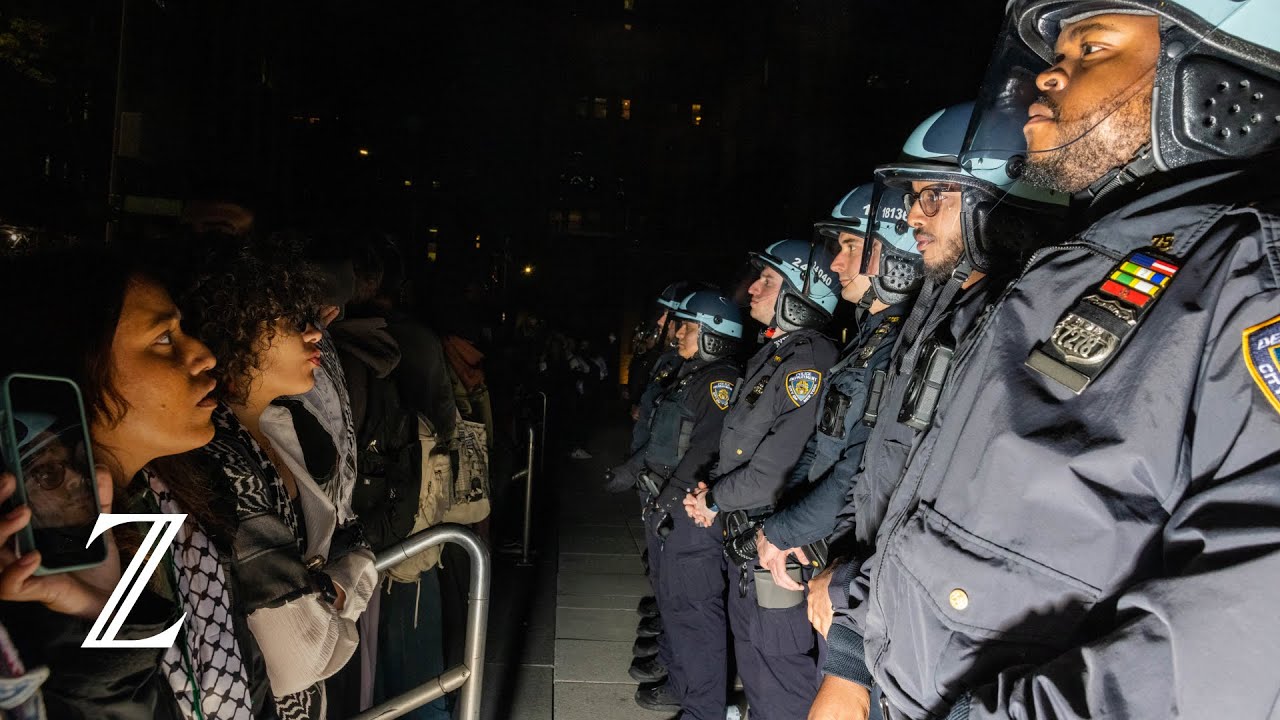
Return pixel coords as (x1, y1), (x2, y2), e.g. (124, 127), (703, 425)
(1243, 315), (1280, 415)
(785, 370), (822, 407)
(710, 380), (734, 411)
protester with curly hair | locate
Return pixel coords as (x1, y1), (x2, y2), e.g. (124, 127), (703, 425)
(0, 242), (239, 719)
(171, 232), (378, 720)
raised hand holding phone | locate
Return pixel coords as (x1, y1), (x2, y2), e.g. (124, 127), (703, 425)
(0, 467), (121, 619)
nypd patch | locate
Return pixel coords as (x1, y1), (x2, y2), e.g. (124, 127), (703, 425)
(785, 370), (822, 407)
(710, 380), (734, 411)
(1243, 315), (1280, 416)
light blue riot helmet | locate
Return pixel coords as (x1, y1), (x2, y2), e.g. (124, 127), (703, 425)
(649, 280), (715, 346)
(815, 182), (922, 306)
(966, 0), (1280, 197)
(670, 290), (744, 362)
(748, 239), (839, 332)
(657, 280), (714, 311)
(876, 101), (1067, 275)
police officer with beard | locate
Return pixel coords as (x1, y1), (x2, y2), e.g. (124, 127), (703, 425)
(683, 240), (840, 720)
(804, 101), (1066, 720)
(817, 2), (1280, 718)
(751, 183), (923, 603)
(630, 291), (744, 717)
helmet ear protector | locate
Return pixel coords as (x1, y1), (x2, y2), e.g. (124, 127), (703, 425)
(749, 239), (838, 332)
(697, 329), (739, 362)
(671, 290), (745, 361)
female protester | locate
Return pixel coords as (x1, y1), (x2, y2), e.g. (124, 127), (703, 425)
(172, 233), (377, 719)
(0, 245), (247, 719)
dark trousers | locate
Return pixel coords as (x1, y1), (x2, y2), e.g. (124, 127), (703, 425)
(654, 509), (728, 720)
(642, 505), (674, 673)
(376, 570), (450, 720)
(727, 563), (822, 720)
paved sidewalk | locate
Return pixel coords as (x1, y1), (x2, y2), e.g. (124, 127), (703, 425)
(552, 429), (675, 720)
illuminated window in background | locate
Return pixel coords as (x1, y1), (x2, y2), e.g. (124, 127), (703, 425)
(623, 0), (634, 9)
(568, 210), (583, 232)
(624, 23), (633, 31)
(427, 242), (438, 262)
(691, 102), (703, 126)
(593, 97), (609, 120)
(621, 98), (632, 120)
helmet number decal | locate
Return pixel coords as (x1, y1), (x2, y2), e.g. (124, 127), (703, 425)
(790, 257), (833, 289)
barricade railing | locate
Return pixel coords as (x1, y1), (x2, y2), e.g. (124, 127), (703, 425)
(516, 424), (536, 566)
(350, 525), (490, 720)
(503, 390), (546, 566)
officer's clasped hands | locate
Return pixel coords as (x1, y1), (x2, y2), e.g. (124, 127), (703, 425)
(682, 481), (717, 527)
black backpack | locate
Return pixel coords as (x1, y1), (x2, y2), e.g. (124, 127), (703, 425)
(344, 355), (423, 552)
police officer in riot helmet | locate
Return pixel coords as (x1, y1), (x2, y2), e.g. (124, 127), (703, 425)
(606, 279), (717, 676)
(822, 2), (1280, 718)
(735, 183), (922, 714)
(618, 280), (715, 473)
(683, 239), (840, 720)
(627, 291), (743, 717)
(805, 101), (1067, 720)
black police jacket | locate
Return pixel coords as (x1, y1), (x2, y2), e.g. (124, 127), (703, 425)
(842, 158), (1280, 719)
(710, 327), (838, 512)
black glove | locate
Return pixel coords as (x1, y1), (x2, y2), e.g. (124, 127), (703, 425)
(604, 466), (637, 493)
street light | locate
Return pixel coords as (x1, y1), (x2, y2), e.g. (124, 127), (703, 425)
(522, 264), (534, 276)
(358, 148), (370, 156)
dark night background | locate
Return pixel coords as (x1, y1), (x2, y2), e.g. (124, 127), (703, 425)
(0, 0), (1002, 373)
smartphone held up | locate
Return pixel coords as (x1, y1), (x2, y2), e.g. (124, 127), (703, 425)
(1, 374), (106, 574)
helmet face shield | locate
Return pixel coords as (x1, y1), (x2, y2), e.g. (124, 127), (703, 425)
(812, 222), (863, 275)
(970, 0), (1279, 183)
(961, 12), (1048, 186)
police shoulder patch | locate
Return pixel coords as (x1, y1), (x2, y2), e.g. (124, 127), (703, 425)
(710, 380), (734, 411)
(785, 369), (822, 407)
(1243, 315), (1280, 416)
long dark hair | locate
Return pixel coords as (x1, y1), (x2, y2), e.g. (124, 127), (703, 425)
(0, 243), (220, 536)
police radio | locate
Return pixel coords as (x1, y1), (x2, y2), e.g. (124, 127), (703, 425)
(898, 339), (954, 431)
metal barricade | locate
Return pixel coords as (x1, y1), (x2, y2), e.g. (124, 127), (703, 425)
(517, 425), (536, 566)
(503, 390), (546, 566)
(532, 390), (547, 478)
(351, 525), (490, 720)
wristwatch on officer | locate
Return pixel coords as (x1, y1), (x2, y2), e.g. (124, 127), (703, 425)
(704, 489), (719, 513)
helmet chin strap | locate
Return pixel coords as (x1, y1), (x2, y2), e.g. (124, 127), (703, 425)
(857, 285), (876, 310)
(1073, 142), (1157, 207)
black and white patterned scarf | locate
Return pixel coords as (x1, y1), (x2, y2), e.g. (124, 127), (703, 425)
(148, 469), (253, 720)
(202, 406), (325, 720)
(311, 332), (359, 523)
